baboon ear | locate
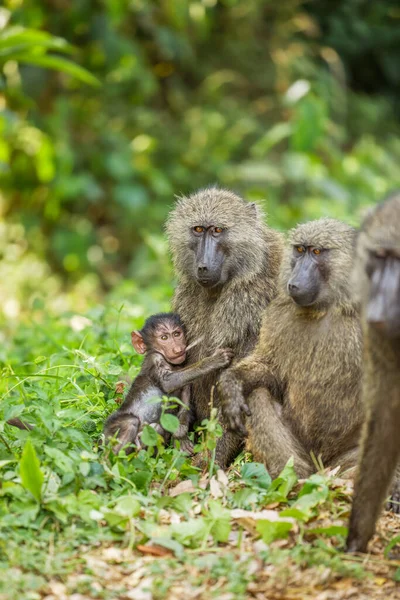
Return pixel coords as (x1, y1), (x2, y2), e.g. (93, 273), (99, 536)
(131, 331), (147, 354)
(246, 202), (260, 220)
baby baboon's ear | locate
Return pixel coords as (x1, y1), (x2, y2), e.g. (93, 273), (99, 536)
(131, 331), (146, 354)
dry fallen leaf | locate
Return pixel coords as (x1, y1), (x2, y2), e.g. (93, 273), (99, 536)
(168, 479), (196, 496)
(137, 544), (173, 557)
(209, 476), (223, 498)
(115, 381), (126, 395)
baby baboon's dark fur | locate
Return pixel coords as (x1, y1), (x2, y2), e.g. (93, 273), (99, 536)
(166, 187), (284, 467)
(219, 218), (364, 478)
(346, 193), (400, 553)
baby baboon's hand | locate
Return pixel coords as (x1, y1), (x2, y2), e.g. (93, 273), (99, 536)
(212, 348), (234, 368)
(218, 371), (251, 436)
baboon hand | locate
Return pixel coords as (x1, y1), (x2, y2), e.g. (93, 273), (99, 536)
(212, 348), (234, 368)
(218, 374), (251, 436)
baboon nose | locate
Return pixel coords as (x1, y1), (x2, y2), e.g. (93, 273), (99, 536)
(198, 265), (208, 275)
(288, 282), (299, 294)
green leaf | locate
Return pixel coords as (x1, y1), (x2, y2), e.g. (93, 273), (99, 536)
(206, 500), (231, 543)
(0, 27), (72, 55)
(269, 458), (298, 498)
(171, 518), (208, 547)
(140, 425), (159, 446)
(160, 412), (179, 434)
(307, 525), (348, 537)
(281, 489), (328, 522)
(241, 462), (272, 490)
(114, 496), (141, 518)
(45, 446), (74, 473)
(19, 439), (43, 503)
(8, 53), (100, 86)
(385, 534), (400, 558)
(256, 519), (293, 544)
(79, 462), (90, 477)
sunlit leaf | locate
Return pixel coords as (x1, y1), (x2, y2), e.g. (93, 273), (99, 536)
(19, 439), (43, 503)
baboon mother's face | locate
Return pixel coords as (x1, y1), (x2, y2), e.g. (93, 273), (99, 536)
(189, 224), (228, 288)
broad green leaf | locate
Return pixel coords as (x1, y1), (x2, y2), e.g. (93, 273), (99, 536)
(114, 496), (141, 518)
(7, 53), (100, 86)
(160, 412), (179, 434)
(205, 501), (231, 543)
(232, 488), (260, 509)
(171, 518), (208, 547)
(241, 462), (272, 490)
(281, 489), (328, 522)
(256, 519), (293, 544)
(0, 460), (16, 469)
(20, 439), (43, 503)
(140, 425), (159, 446)
(45, 446), (74, 473)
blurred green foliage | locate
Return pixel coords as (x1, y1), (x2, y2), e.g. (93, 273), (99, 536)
(0, 0), (399, 320)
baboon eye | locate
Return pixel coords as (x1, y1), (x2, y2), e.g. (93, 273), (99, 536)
(296, 246), (305, 253)
(313, 248), (321, 255)
(194, 226), (204, 233)
(173, 331), (181, 337)
(160, 335), (168, 340)
(214, 227), (223, 234)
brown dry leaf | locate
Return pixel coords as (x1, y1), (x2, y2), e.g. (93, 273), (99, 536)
(115, 381), (126, 394)
(216, 469), (229, 486)
(169, 479), (196, 496)
(137, 544), (173, 557)
(374, 577), (388, 586)
(209, 476), (223, 498)
(199, 474), (209, 489)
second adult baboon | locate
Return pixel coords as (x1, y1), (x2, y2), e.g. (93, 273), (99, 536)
(166, 187), (284, 467)
(346, 193), (400, 554)
(219, 218), (364, 478)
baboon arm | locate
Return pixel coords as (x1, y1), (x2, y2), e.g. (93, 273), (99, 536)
(346, 397), (400, 553)
(158, 353), (231, 394)
(218, 354), (280, 434)
(247, 388), (313, 479)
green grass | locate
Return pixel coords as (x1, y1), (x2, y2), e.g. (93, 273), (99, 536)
(1, 295), (399, 599)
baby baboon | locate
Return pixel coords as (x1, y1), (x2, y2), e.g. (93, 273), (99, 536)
(166, 187), (284, 467)
(103, 313), (233, 455)
(219, 218), (364, 478)
(346, 193), (400, 553)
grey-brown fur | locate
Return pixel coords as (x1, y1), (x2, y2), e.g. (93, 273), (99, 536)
(346, 193), (400, 553)
(166, 187), (284, 467)
(219, 218), (364, 478)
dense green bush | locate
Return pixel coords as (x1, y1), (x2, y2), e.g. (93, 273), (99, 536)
(1, 0), (399, 305)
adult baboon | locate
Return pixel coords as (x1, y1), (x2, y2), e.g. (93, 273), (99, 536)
(219, 218), (364, 478)
(346, 193), (400, 554)
(166, 187), (284, 467)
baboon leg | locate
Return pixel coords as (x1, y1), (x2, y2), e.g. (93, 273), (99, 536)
(215, 430), (244, 470)
(247, 388), (313, 479)
(346, 402), (400, 553)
